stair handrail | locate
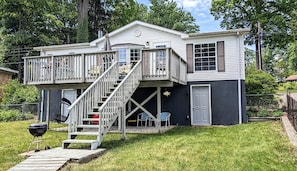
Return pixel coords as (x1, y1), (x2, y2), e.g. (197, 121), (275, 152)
(97, 60), (142, 140)
(67, 62), (119, 135)
(68, 62), (118, 111)
(99, 60), (142, 112)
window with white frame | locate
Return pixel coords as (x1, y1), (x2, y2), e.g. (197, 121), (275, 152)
(194, 43), (216, 71)
(117, 47), (141, 66)
(118, 48), (127, 66)
(130, 49), (141, 63)
(156, 45), (166, 70)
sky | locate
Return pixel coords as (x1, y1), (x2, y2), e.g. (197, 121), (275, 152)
(136, 0), (223, 33)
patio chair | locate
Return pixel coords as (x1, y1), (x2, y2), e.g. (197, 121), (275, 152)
(137, 112), (149, 127)
(160, 112), (171, 127)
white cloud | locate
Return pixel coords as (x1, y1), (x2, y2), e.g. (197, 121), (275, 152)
(173, 0), (213, 21)
(174, 0), (211, 11)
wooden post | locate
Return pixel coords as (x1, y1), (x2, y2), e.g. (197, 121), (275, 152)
(121, 106), (126, 140)
(121, 87), (126, 140)
(46, 89), (50, 129)
(157, 86), (161, 132)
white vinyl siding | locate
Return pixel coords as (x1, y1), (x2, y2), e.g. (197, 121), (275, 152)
(187, 35), (245, 81)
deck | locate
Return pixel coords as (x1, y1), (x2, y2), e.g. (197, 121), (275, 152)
(23, 48), (187, 89)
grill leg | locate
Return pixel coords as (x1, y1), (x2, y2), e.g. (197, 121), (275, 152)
(27, 136), (36, 152)
(28, 136), (50, 152)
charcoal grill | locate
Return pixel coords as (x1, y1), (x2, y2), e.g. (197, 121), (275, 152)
(28, 123), (50, 152)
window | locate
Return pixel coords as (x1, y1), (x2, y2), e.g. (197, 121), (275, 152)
(194, 43), (216, 71)
(130, 49), (141, 63)
(117, 47), (142, 66)
(118, 48), (127, 66)
(156, 45), (166, 70)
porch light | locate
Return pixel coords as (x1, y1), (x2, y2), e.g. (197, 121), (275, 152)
(163, 90), (171, 97)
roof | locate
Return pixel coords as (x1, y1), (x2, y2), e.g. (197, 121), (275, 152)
(90, 20), (189, 46)
(0, 67), (18, 74)
(186, 28), (251, 39)
(286, 75), (297, 81)
(34, 43), (90, 51)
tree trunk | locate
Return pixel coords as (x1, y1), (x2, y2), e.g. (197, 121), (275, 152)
(78, 0), (89, 24)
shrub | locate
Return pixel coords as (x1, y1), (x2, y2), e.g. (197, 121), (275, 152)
(0, 79), (39, 104)
(272, 110), (283, 117)
(278, 82), (297, 91)
(245, 66), (277, 94)
(0, 110), (20, 122)
(0, 109), (36, 122)
(257, 110), (270, 117)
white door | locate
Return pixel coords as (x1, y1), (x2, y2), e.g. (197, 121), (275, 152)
(191, 86), (211, 125)
(61, 89), (76, 123)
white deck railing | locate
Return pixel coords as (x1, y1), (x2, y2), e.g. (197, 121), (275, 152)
(23, 48), (186, 86)
(23, 51), (117, 85)
(142, 48), (187, 84)
(66, 62), (119, 137)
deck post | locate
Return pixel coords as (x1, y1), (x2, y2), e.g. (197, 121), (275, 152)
(157, 86), (161, 132)
(46, 89), (51, 129)
(121, 105), (126, 140)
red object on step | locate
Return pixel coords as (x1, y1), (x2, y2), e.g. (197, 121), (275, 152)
(91, 114), (99, 124)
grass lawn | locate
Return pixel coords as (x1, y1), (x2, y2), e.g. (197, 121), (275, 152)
(1, 121), (297, 171)
(0, 120), (67, 171)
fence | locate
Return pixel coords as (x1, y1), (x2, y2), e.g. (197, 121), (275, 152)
(287, 93), (297, 131)
(246, 94), (282, 117)
(0, 103), (39, 116)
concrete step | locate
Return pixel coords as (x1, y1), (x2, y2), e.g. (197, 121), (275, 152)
(62, 139), (99, 150)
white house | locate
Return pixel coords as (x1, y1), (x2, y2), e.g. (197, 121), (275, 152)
(24, 20), (249, 149)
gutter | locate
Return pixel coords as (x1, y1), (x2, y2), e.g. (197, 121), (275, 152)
(237, 32), (242, 124)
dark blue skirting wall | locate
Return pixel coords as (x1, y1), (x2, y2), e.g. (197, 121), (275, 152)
(39, 89), (62, 122)
(131, 80), (247, 126)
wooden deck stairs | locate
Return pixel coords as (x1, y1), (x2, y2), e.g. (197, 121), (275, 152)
(62, 61), (142, 150)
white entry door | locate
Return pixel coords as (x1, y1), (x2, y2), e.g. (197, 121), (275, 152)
(61, 89), (76, 123)
(191, 85), (211, 126)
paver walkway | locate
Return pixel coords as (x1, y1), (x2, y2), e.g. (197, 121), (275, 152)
(8, 147), (105, 171)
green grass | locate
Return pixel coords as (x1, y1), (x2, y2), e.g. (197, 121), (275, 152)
(0, 120), (67, 171)
(63, 121), (297, 171)
(1, 121), (297, 171)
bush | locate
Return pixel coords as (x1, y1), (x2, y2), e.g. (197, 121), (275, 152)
(0, 110), (20, 122)
(272, 110), (283, 117)
(0, 109), (35, 122)
(245, 66), (277, 94)
(257, 110), (270, 117)
(0, 79), (39, 104)
(278, 82), (297, 91)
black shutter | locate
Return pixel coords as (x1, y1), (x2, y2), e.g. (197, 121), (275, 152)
(217, 41), (225, 72)
(186, 44), (193, 73)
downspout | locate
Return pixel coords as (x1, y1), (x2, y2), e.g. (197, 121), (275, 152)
(237, 32), (242, 124)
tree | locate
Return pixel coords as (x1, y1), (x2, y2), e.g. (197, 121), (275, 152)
(106, 0), (148, 32)
(0, 0), (77, 81)
(244, 47), (255, 67)
(210, 0), (296, 48)
(146, 0), (199, 33)
(77, 0), (89, 42)
(87, 0), (199, 39)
